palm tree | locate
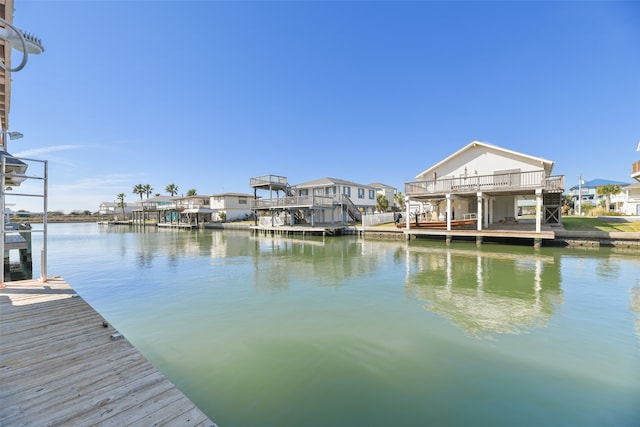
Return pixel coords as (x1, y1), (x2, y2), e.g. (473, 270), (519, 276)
(394, 191), (406, 211)
(376, 194), (389, 212)
(596, 185), (622, 211)
(116, 193), (126, 218)
(165, 183), (179, 196)
(186, 189), (197, 196)
(143, 184), (153, 199)
(132, 184), (144, 200)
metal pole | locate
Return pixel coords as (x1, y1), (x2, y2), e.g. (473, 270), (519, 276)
(577, 173), (582, 216)
(40, 160), (48, 282)
(1, 154), (5, 287)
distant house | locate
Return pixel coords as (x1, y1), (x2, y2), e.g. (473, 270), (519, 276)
(99, 201), (135, 219)
(249, 175), (365, 227)
(404, 141), (565, 231)
(568, 178), (629, 210)
(294, 177), (378, 214)
(131, 196), (176, 223)
(209, 193), (254, 221)
(611, 183), (640, 215)
(368, 182), (398, 211)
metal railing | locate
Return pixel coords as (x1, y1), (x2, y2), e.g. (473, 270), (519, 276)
(250, 175), (288, 188)
(1, 154), (48, 285)
(251, 194), (335, 210)
(405, 171), (564, 196)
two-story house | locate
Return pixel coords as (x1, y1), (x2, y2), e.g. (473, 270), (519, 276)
(209, 193), (254, 222)
(404, 141), (565, 232)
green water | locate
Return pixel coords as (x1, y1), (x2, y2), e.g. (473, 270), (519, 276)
(36, 224), (640, 426)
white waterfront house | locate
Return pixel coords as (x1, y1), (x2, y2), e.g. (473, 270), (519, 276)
(404, 141), (565, 232)
(368, 182), (398, 211)
(209, 192), (254, 221)
(611, 183), (640, 215)
(249, 175), (366, 227)
(294, 177), (378, 214)
(99, 201), (135, 219)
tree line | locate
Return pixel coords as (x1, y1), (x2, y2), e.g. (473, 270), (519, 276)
(115, 183), (198, 216)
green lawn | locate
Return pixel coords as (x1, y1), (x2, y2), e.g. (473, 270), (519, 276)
(561, 217), (640, 232)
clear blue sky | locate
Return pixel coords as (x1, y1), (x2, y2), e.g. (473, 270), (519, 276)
(8, 0), (640, 213)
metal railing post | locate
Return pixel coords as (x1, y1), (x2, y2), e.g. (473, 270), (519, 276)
(40, 160), (48, 282)
(1, 155), (5, 288)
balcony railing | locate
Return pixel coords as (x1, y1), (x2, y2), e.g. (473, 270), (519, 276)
(250, 175), (288, 188)
(405, 171), (564, 196)
(251, 194), (344, 210)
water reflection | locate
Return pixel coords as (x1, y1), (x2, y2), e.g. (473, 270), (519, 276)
(248, 234), (381, 292)
(632, 282), (640, 340)
(404, 244), (564, 337)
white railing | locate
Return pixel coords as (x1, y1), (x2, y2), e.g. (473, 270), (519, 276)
(258, 215), (285, 227)
(406, 171), (564, 196)
(250, 175), (288, 188)
(251, 194), (335, 210)
(362, 212), (395, 226)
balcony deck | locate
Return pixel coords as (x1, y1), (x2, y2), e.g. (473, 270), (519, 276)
(251, 194), (336, 210)
(405, 171), (564, 199)
(249, 174), (290, 192)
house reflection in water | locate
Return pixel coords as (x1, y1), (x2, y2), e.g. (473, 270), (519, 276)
(632, 283), (640, 340)
(404, 245), (564, 337)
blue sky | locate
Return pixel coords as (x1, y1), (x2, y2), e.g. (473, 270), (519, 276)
(7, 0), (640, 213)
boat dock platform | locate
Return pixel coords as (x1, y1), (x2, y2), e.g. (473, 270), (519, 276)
(0, 277), (216, 426)
(362, 220), (558, 247)
(157, 223), (198, 230)
(250, 224), (347, 236)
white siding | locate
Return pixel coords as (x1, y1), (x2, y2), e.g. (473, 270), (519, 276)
(434, 147), (545, 180)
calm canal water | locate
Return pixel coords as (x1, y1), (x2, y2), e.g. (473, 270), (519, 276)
(28, 223), (640, 426)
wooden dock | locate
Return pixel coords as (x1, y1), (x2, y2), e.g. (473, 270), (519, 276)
(360, 220), (557, 247)
(250, 224), (347, 236)
(0, 277), (216, 426)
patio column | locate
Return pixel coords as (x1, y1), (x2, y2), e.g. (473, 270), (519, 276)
(477, 192), (483, 231)
(405, 196), (410, 231)
(535, 189), (542, 233)
(446, 194), (452, 231)
(489, 197), (494, 225)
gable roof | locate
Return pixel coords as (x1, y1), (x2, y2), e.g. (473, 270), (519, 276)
(294, 177), (375, 189)
(415, 141), (555, 180)
(368, 182), (397, 190)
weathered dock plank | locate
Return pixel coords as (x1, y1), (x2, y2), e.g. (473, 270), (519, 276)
(0, 277), (216, 426)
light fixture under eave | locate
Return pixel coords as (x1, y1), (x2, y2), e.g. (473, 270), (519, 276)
(0, 17), (45, 72)
(10, 30), (44, 55)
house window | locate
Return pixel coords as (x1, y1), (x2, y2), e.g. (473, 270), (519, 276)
(325, 186), (337, 195)
(238, 197), (247, 204)
(343, 186), (351, 197)
(369, 190), (375, 199)
(358, 188), (365, 199)
(314, 188), (324, 196)
(299, 189), (309, 196)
